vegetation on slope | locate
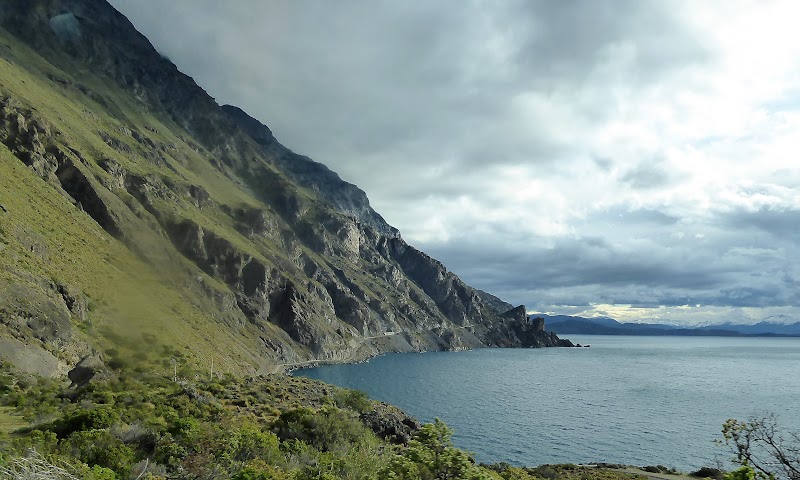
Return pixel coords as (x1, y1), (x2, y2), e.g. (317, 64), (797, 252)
(0, 23), (294, 375)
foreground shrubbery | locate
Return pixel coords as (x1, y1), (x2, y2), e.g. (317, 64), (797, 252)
(0, 370), (393, 479)
(0, 366), (670, 480)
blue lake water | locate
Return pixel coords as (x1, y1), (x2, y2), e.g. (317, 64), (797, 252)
(296, 335), (800, 470)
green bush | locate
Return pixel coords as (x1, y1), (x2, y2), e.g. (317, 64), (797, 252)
(380, 419), (491, 480)
(2, 370), (514, 479)
(273, 406), (373, 453)
(334, 389), (372, 414)
(69, 463), (118, 480)
(220, 425), (282, 464)
(232, 460), (290, 479)
(48, 406), (120, 438)
(154, 434), (188, 468)
(168, 416), (199, 436)
(10, 429), (59, 454)
(0, 374), (15, 393)
(64, 429), (136, 477)
(530, 466), (559, 480)
(723, 466), (756, 480)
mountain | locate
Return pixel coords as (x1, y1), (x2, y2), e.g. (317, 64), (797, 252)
(695, 321), (800, 336)
(537, 315), (625, 329)
(0, 0), (571, 378)
(540, 315), (800, 337)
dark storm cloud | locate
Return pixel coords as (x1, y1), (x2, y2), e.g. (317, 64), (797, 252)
(509, 1), (711, 88)
(423, 212), (799, 311)
(721, 207), (800, 241)
(107, 0), (800, 323)
(427, 236), (722, 292)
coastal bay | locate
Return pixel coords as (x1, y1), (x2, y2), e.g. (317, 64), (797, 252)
(297, 335), (800, 470)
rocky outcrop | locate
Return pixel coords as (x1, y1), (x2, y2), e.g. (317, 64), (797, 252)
(0, 96), (123, 237)
(0, 271), (94, 375)
(361, 402), (421, 445)
(483, 313), (573, 348)
(0, 281), (73, 347)
(221, 104), (398, 237)
(230, 207), (280, 239)
(0, 337), (60, 378)
(67, 355), (113, 387)
(388, 239), (490, 326)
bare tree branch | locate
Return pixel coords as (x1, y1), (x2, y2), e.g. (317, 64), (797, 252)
(722, 414), (800, 480)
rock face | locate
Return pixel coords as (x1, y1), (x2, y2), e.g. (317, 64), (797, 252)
(361, 402), (421, 445)
(67, 355), (113, 387)
(0, 0), (572, 374)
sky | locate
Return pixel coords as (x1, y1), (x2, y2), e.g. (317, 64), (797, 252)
(108, 0), (800, 325)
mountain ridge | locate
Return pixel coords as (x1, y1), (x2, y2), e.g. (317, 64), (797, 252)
(0, 0), (571, 378)
(538, 314), (800, 337)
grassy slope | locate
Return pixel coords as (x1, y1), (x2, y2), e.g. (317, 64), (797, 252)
(0, 141), (263, 374)
(0, 27), (289, 375)
(0, 406), (25, 436)
(0, 21), (426, 373)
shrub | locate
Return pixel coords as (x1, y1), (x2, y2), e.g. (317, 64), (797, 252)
(273, 406), (372, 453)
(280, 439), (319, 470)
(69, 463), (117, 480)
(65, 429), (136, 477)
(723, 466), (756, 480)
(380, 419), (491, 480)
(128, 459), (169, 480)
(154, 435), (188, 468)
(232, 460), (289, 480)
(691, 467), (724, 479)
(110, 422), (158, 452)
(12, 430), (59, 454)
(48, 406), (119, 438)
(0, 374), (15, 393)
(167, 416), (198, 436)
(333, 389), (372, 414)
(722, 414), (800, 480)
(220, 425), (281, 465)
(529, 465), (559, 480)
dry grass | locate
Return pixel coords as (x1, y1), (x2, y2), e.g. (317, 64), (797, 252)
(0, 449), (79, 480)
(0, 405), (27, 435)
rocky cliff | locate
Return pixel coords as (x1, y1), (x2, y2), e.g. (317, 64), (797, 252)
(0, 0), (571, 376)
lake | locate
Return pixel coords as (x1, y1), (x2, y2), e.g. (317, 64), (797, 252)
(295, 335), (800, 470)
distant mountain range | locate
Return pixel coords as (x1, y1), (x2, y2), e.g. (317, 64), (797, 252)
(537, 315), (800, 337)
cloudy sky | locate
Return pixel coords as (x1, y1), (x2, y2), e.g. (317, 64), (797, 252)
(109, 0), (800, 325)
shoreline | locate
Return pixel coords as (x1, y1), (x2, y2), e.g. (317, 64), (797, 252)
(276, 331), (577, 374)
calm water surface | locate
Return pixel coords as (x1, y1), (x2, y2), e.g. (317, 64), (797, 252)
(296, 335), (800, 470)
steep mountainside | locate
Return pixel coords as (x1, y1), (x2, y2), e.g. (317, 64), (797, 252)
(0, 0), (570, 377)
